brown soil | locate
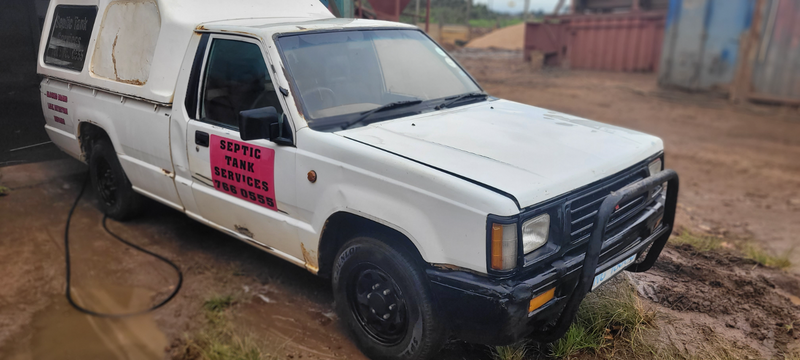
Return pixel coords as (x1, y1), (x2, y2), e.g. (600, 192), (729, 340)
(1, 49), (799, 360)
(633, 245), (800, 358)
(0, 160), (366, 360)
(465, 23), (526, 51)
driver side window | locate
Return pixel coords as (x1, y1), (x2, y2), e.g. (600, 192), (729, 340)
(201, 38), (282, 128)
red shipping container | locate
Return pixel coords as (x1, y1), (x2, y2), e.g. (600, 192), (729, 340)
(525, 12), (666, 72)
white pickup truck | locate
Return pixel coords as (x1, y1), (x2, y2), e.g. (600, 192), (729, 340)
(37, 0), (679, 358)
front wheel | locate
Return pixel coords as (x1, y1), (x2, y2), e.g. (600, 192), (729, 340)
(332, 237), (445, 360)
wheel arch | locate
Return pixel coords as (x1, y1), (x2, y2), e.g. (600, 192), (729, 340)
(77, 121), (113, 162)
(316, 211), (427, 279)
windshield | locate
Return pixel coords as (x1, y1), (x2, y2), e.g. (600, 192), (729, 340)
(276, 29), (482, 130)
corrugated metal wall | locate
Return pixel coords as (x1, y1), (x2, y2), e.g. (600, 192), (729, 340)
(364, 0), (412, 21)
(750, 0), (800, 102)
(524, 20), (569, 65)
(568, 13), (666, 72)
(524, 12), (666, 72)
(658, 0), (756, 91)
(573, 0), (670, 13)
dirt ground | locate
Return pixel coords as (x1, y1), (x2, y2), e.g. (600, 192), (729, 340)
(1, 50), (799, 360)
(465, 23), (525, 51)
(635, 245), (800, 358)
(0, 159), (369, 360)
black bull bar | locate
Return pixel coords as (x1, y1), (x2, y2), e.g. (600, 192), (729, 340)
(534, 169), (679, 342)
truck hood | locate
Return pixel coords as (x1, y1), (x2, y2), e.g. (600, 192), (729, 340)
(340, 99), (663, 210)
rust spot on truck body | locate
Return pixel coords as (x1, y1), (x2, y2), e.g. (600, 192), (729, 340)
(234, 224), (254, 238)
(301, 243), (319, 274)
(109, 31), (145, 86)
(431, 263), (484, 276)
(111, 32), (119, 77)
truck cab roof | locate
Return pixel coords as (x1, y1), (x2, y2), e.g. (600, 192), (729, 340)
(197, 17), (415, 37)
(37, 0), (335, 105)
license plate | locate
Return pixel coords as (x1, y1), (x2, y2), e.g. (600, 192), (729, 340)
(592, 254), (636, 291)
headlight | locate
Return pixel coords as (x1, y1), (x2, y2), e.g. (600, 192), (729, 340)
(648, 157), (667, 198)
(648, 158), (663, 176)
(522, 213), (549, 254)
(490, 223), (517, 270)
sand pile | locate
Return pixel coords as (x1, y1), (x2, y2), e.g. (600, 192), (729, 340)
(465, 22), (525, 51)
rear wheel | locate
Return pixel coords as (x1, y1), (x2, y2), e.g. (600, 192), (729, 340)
(88, 139), (143, 220)
(332, 237), (445, 360)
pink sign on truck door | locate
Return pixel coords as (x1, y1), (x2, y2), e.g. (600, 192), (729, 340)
(209, 135), (277, 211)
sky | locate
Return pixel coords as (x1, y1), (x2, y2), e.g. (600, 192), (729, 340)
(474, 0), (561, 14)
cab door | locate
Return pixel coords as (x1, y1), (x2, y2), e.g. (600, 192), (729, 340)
(185, 34), (303, 263)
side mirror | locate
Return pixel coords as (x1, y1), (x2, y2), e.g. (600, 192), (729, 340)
(238, 107), (293, 145)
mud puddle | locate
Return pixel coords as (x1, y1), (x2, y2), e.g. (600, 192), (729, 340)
(7, 284), (167, 360)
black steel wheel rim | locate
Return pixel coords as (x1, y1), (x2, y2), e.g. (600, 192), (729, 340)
(95, 157), (117, 207)
(347, 265), (409, 345)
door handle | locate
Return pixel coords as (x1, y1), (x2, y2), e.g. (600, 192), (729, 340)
(195, 131), (209, 147)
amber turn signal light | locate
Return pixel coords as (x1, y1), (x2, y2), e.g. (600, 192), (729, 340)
(490, 222), (517, 270)
(529, 287), (555, 313)
(491, 223), (504, 270)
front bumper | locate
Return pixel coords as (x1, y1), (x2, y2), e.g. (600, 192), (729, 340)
(426, 169), (679, 345)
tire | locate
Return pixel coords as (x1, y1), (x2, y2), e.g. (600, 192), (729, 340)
(88, 139), (143, 221)
(332, 237), (445, 360)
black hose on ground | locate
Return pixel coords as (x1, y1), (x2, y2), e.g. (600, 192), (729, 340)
(64, 175), (183, 318)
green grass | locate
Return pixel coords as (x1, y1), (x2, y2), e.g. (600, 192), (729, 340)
(669, 230), (723, 252)
(0, 185), (10, 196)
(742, 243), (792, 269)
(178, 294), (277, 360)
(785, 321), (796, 334)
(671, 228), (792, 269)
(551, 278), (656, 359)
(468, 18), (523, 29)
(493, 341), (528, 360)
(550, 321), (604, 358)
(204, 294), (235, 313)
(194, 334), (268, 360)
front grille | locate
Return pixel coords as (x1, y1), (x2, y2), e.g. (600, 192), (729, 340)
(566, 168), (650, 245)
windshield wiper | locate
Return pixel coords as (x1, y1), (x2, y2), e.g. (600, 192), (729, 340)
(435, 92), (488, 110)
(341, 99), (423, 130)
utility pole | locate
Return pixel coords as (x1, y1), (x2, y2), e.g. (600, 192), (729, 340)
(415, 0), (420, 24)
(523, 0), (530, 21)
(425, 0), (430, 32)
(553, 0), (566, 15)
(489, 0), (498, 29)
(465, 0), (471, 26)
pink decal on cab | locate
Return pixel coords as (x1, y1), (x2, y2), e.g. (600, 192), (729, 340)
(209, 135), (277, 211)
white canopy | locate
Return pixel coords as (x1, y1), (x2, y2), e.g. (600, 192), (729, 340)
(38, 0), (334, 104)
